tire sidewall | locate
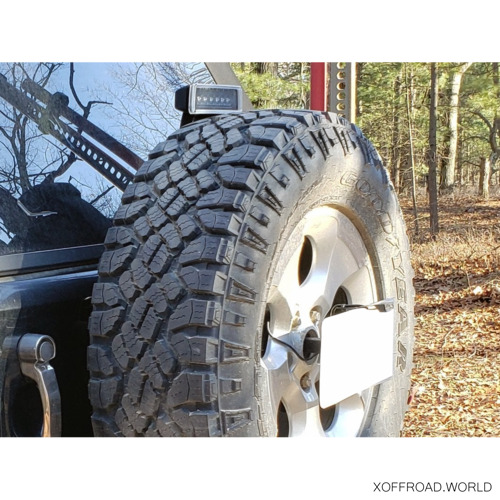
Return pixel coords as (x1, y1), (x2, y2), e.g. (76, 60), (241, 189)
(221, 121), (413, 436)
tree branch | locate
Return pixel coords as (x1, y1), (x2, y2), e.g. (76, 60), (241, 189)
(40, 151), (78, 184)
(69, 63), (111, 119)
(471, 109), (492, 129)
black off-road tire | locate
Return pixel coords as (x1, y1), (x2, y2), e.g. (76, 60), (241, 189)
(88, 110), (414, 437)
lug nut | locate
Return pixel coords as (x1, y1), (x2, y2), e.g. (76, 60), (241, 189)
(300, 374), (312, 390)
(310, 310), (321, 324)
(291, 311), (301, 329)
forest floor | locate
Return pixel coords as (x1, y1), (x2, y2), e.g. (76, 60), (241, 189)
(399, 188), (500, 437)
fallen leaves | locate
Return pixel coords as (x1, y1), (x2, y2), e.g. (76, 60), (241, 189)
(400, 194), (500, 437)
(402, 355), (500, 437)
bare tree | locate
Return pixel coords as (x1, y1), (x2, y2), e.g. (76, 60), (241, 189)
(97, 63), (210, 157)
(0, 63), (66, 194)
(390, 68), (403, 193)
(442, 62), (471, 190)
(473, 111), (499, 198)
(404, 64), (419, 235)
(427, 63), (439, 236)
(479, 157), (491, 199)
(471, 63), (500, 197)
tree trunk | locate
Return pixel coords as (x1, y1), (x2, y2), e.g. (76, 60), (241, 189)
(457, 128), (464, 186)
(443, 63), (471, 190)
(493, 62), (499, 96)
(255, 63), (278, 76)
(300, 63), (306, 108)
(405, 65), (419, 235)
(479, 157), (491, 199)
(391, 70), (402, 193)
(427, 63), (439, 236)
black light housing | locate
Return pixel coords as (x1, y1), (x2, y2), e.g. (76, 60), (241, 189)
(175, 84), (243, 115)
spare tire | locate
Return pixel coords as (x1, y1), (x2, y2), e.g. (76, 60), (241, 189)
(88, 110), (414, 437)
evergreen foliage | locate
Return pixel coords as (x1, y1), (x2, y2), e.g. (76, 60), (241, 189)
(231, 63), (310, 109)
(236, 62), (499, 200)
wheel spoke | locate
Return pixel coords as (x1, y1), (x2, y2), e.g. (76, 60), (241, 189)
(284, 407), (326, 437)
(260, 336), (321, 436)
(302, 209), (374, 312)
(325, 394), (367, 437)
(267, 273), (299, 338)
(340, 264), (376, 304)
(262, 205), (389, 437)
(295, 208), (342, 317)
(268, 208), (343, 334)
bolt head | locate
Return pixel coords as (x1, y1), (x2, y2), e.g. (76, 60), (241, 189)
(291, 312), (301, 329)
(300, 374), (312, 390)
(310, 310), (321, 324)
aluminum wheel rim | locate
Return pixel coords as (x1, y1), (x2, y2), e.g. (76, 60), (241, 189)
(260, 206), (379, 437)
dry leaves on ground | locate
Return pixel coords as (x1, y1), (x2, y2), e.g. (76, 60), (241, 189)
(400, 193), (500, 437)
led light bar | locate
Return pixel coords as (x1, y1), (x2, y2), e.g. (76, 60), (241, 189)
(175, 84), (243, 115)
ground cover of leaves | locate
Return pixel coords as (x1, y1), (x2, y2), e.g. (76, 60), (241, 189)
(399, 191), (500, 437)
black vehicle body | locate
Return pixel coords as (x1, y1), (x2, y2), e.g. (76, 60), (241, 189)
(0, 246), (101, 436)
